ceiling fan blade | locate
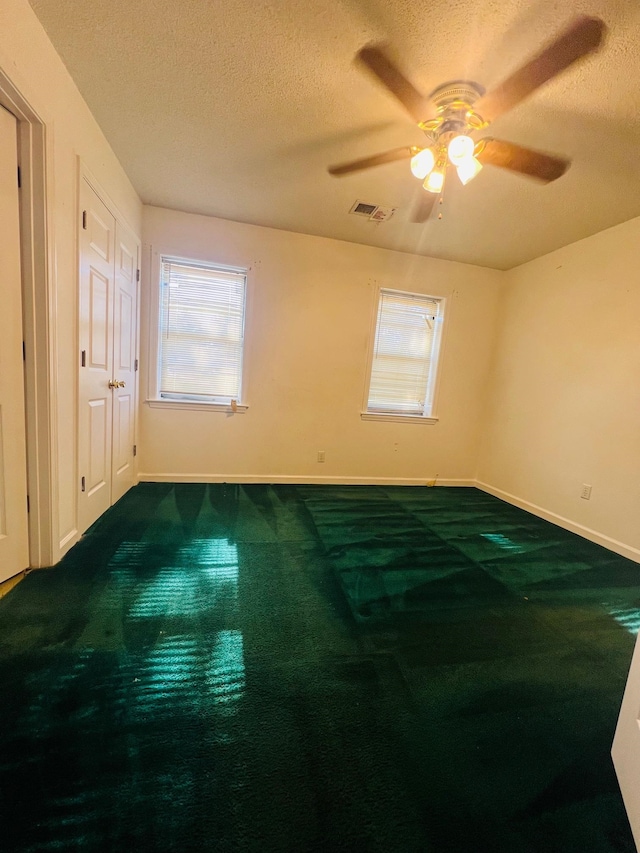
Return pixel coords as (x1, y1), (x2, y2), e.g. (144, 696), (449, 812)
(474, 138), (569, 182)
(412, 192), (437, 223)
(328, 146), (415, 176)
(474, 16), (606, 124)
(357, 45), (432, 124)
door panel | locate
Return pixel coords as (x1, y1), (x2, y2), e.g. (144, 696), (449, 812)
(0, 106), (29, 582)
(118, 289), (133, 370)
(78, 180), (115, 534)
(87, 398), (108, 496)
(88, 207), (112, 261)
(89, 269), (110, 368)
(111, 221), (139, 503)
(113, 394), (132, 476)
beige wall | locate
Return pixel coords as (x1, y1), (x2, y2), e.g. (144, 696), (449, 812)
(140, 206), (503, 484)
(0, 0), (142, 560)
(477, 215), (640, 560)
(5, 0), (638, 564)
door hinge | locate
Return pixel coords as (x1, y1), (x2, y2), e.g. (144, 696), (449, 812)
(81, 476), (86, 492)
(134, 358), (139, 372)
(17, 166), (21, 188)
(136, 269), (140, 282)
(81, 349), (86, 367)
(26, 494), (30, 513)
(22, 341), (26, 361)
(82, 210), (87, 230)
(133, 444), (137, 457)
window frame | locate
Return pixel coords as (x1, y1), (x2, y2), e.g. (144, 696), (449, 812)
(146, 251), (250, 412)
(361, 286), (446, 424)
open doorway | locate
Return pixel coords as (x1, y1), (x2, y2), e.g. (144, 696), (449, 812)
(0, 68), (57, 570)
(0, 104), (28, 582)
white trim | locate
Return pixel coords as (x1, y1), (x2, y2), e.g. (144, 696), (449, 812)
(0, 68), (57, 567)
(137, 473), (475, 486)
(146, 246), (161, 403)
(475, 480), (640, 564)
(361, 283), (449, 421)
(80, 162), (139, 239)
(146, 399), (248, 413)
(360, 412), (438, 425)
(147, 249), (250, 404)
(361, 282), (381, 413)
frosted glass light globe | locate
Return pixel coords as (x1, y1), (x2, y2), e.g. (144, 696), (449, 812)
(448, 135), (475, 166)
(424, 168), (444, 194)
(457, 156), (483, 185)
(410, 148), (435, 179)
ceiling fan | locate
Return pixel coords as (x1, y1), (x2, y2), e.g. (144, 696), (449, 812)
(328, 16), (607, 222)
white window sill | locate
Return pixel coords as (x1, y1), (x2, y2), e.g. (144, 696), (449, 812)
(361, 412), (439, 425)
(146, 398), (248, 413)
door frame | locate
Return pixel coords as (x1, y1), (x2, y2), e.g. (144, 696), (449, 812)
(0, 68), (57, 568)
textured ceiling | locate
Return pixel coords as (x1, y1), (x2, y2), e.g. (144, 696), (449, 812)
(29, 0), (640, 269)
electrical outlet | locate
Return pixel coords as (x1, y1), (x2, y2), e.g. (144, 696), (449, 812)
(317, 451), (325, 463)
(580, 484), (592, 500)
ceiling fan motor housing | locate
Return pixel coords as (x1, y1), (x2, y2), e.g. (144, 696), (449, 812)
(420, 80), (487, 139)
(429, 81), (485, 109)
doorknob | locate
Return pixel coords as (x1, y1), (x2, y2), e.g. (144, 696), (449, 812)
(117, 380), (126, 388)
(108, 380), (126, 389)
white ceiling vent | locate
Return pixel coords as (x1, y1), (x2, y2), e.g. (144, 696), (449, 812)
(349, 201), (397, 222)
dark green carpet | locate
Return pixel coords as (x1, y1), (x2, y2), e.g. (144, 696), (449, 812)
(0, 483), (637, 852)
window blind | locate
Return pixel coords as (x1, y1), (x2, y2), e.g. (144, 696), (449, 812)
(367, 290), (442, 415)
(159, 258), (246, 401)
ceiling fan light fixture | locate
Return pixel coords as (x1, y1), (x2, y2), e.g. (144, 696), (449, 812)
(410, 147), (436, 179)
(424, 166), (445, 194)
(448, 135), (475, 166)
(456, 156), (483, 185)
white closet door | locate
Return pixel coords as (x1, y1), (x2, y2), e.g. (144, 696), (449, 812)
(613, 636), (640, 851)
(78, 178), (116, 534)
(111, 220), (139, 503)
(0, 105), (29, 582)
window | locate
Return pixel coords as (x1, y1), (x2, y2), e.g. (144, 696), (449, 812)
(365, 288), (444, 420)
(157, 257), (247, 405)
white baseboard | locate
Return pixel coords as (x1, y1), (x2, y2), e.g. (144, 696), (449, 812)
(137, 473), (476, 487)
(127, 474), (640, 563)
(476, 480), (640, 564)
